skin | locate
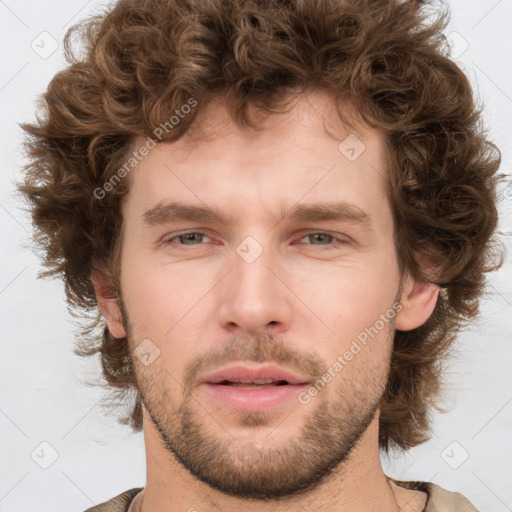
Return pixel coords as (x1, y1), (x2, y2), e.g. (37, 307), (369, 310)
(94, 90), (439, 511)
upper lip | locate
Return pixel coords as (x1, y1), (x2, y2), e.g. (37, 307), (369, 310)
(198, 364), (311, 385)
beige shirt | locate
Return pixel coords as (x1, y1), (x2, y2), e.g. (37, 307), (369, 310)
(84, 478), (479, 512)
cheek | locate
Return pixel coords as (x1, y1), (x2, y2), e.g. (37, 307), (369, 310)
(298, 263), (399, 334)
(317, 271), (397, 383)
(289, 262), (400, 371)
(121, 270), (199, 381)
(120, 251), (217, 345)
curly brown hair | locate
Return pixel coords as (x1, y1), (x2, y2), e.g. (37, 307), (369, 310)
(18, 0), (504, 452)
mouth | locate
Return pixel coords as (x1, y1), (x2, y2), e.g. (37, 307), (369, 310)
(198, 364), (310, 412)
(200, 363), (310, 386)
(215, 379), (290, 389)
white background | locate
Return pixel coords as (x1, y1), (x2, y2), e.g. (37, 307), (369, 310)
(0, 1), (511, 510)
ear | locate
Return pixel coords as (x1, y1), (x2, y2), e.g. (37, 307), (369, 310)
(91, 270), (127, 339)
(395, 272), (440, 331)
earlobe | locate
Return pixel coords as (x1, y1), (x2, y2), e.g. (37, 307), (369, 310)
(91, 270), (127, 339)
(395, 273), (440, 331)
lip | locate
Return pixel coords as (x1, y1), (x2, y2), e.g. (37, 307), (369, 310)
(198, 364), (311, 412)
(198, 363), (311, 386)
(201, 383), (308, 412)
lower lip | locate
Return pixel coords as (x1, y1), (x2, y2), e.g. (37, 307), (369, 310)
(201, 383), (308, 412)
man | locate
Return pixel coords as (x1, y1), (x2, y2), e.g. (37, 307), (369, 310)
(19, 0), (503, 510)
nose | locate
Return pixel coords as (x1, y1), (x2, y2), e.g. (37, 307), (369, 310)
(216, 241), (293, 337)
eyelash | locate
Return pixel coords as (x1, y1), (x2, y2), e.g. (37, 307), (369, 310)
(164, 231), (349, 248)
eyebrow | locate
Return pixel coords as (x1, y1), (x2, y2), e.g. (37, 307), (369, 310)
(143, 201), (373, 228)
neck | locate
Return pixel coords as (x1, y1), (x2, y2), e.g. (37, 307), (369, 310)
(138, 411), (406, 512)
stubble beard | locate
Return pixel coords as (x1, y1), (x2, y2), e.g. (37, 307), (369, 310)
(131, 333), (391, 501)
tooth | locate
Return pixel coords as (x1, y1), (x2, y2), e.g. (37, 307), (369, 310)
(229, 383), (277, 388)
(226, 379), (274, 384)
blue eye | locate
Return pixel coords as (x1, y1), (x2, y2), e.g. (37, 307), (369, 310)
(166, 232), (212, 245)
(300, 232), (339, 245)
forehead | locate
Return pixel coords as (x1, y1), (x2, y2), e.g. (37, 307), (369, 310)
(123, 91), (390, 226)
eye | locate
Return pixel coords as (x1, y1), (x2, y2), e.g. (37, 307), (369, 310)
(163, 230), (349, 248)
(298, 232), (348, 247)
(165, 232), (212, 245)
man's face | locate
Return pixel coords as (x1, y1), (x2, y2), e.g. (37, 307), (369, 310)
(117, 91), (403, 498)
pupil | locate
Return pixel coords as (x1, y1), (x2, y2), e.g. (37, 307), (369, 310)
(312, 233), (331, 244)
